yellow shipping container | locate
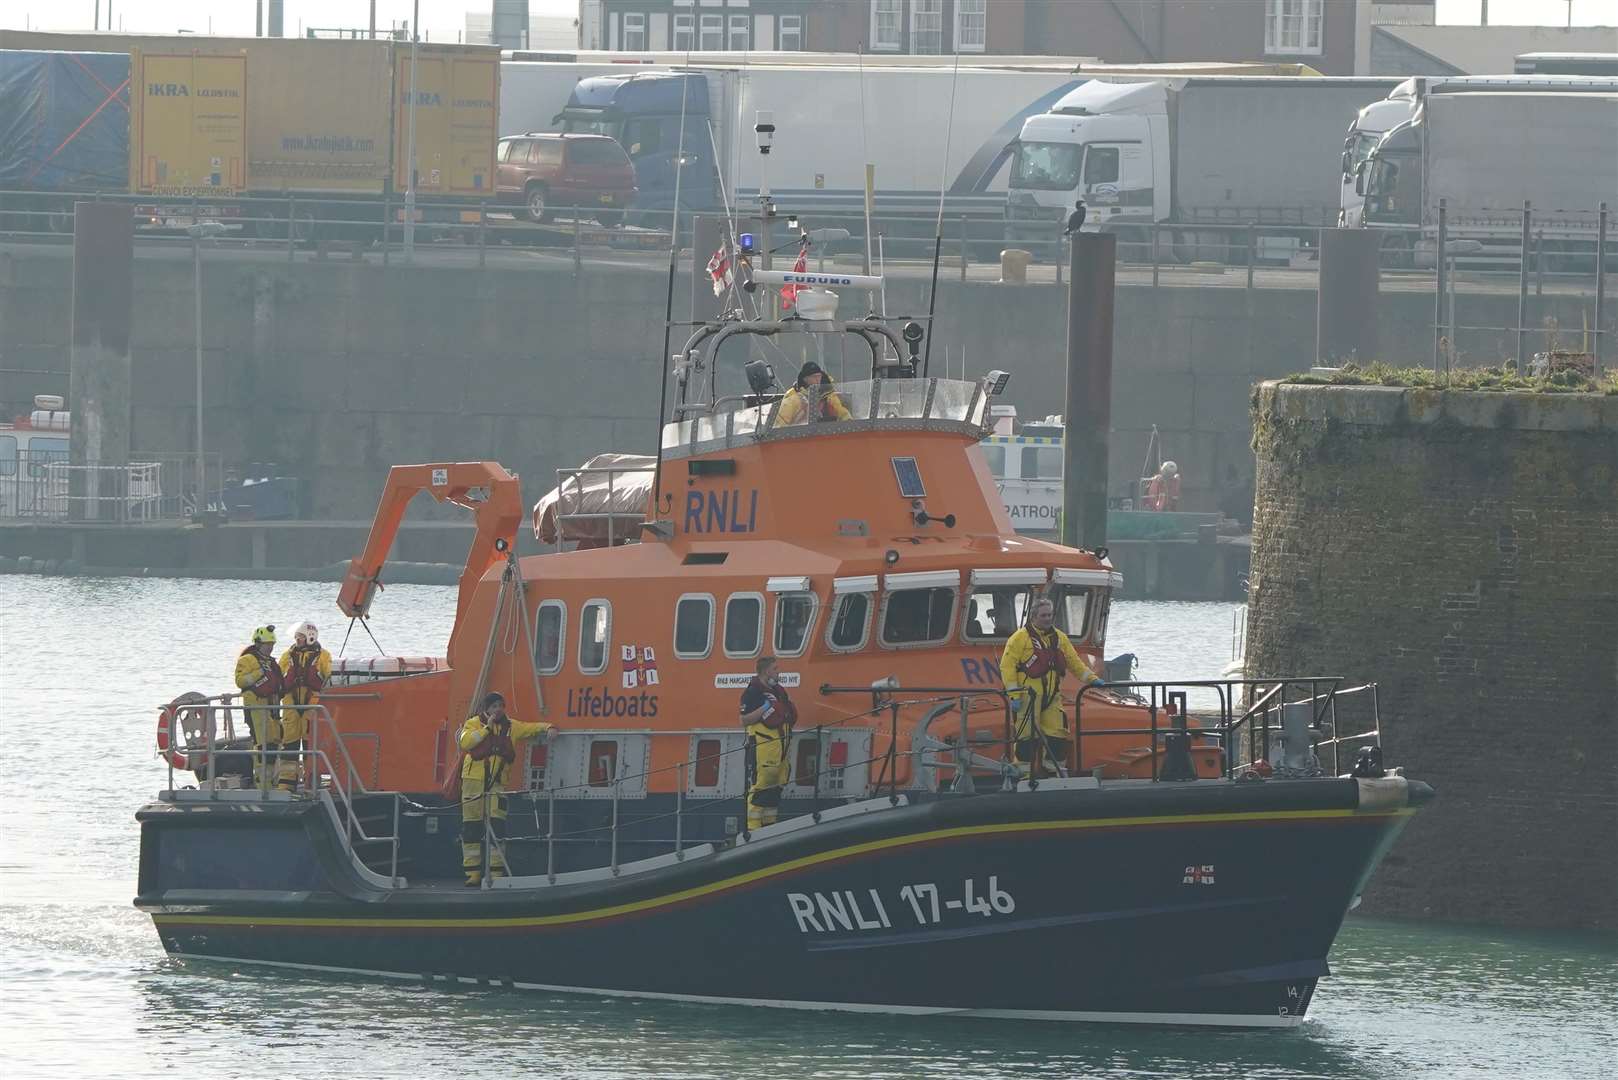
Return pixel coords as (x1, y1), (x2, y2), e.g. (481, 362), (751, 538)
(0, 31), (498, 200)
(131, 51), (248, 197)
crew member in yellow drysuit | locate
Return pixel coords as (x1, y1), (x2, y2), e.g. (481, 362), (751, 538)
(276, 621), (332, 793)
(773, 361), (852, 427)
(999, 597), (1104, 776)
(460, 692), (553, 886)
(234, 625), (286, 790)
(739, 656), (796, 831)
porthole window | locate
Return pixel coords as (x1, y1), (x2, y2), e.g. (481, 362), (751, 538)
(674, 593), (716, 659)
(535, 600), (566, 675)
(774, 592), (817, 657)
(827, 593), (871, 652)
(724, 593), (764, 658)
(578, 599), (611, 674)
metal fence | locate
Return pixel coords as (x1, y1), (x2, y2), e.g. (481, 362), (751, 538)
(0, 449), (223, 522)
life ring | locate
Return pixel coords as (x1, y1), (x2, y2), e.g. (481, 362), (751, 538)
(157, 691), (211, 771)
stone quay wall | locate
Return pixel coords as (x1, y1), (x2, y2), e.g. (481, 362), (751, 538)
(1245, 382), (1617, 930)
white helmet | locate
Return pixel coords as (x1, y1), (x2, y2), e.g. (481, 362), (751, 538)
(1161, 461), (1179, 477)
(295, 621), (319, 643)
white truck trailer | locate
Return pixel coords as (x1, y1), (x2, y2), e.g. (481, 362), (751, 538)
(1339, 74), (1618, 228)
(1358, 91), (1618, 269)
(1006, 76), (1399, 260)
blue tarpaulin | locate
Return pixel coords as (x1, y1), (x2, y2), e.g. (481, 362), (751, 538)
(0, 50), (129, 192)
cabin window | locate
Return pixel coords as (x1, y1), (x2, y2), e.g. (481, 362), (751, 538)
(588, 740), (619, 786)
(535, 600), (566, 675)
(1089, 589), (1112, 644)
(881, 588), (957, 647)
(827, 593), (871, 652)
(674, 593), (715, 659)
(963, 586), (1031, 643)
(724, 593), (764, 658)
(794, 739), (820, 790)
(774, 593), (817, 657)
(578, 599), (611, 674)
(693, 737), (722, 789)
(1049, 585), (1092, 639)
(1028, 446), (1063, 480)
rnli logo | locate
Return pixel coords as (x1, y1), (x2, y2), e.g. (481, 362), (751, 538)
(684, 488), (759, 534)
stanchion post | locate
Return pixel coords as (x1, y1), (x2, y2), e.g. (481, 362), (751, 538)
(1433, 198), (1447, 374)
(1596, 202), (1608, 376)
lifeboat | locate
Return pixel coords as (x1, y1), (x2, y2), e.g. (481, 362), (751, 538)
(134, 262), (1430, 1028)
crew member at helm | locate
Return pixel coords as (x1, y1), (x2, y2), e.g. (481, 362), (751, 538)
(459, 692), (554, 887)
(276, 622), (332, 793)
(234, 625), (286, 790)
(1000, 598), (1104, 777)
(773, 361), (852, 427)
(739, 656), (796, 830)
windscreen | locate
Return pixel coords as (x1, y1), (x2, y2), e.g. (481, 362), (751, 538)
(1011, 141), (1081, 190)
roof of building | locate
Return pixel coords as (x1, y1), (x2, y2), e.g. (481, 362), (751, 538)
(1373, 24), (1617, 76)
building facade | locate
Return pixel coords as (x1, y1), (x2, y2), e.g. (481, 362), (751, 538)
(586, 0), (828, 52)
(581, 1), (1490, 74)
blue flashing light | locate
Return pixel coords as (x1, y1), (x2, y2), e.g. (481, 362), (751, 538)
(738, 232), (755, 253)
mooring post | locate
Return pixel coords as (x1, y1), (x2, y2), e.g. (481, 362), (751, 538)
(68, 201), (133, 523)
(1062, 232), (1116, 551)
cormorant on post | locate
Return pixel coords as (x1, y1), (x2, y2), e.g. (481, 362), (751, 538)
(1063, 200), (1087, 236)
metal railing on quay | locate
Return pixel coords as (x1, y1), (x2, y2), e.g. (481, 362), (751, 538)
(0, 450), (223, 523)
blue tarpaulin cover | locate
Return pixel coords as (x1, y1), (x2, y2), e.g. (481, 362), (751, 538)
(0, 50), (129, 192)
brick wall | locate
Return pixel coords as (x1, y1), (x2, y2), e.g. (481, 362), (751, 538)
(1246, 382), (1618, 930)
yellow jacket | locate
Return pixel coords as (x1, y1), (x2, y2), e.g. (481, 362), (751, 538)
(774, 385), (852, 427)
(459, 713), (551, 789)
(1000, 625), (1099, 710)
(279, 644), (333, 709)
(234, 648), (282, 707)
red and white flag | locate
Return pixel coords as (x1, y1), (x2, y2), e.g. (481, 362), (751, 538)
(779, 241), (809, 310)
(706, 245), (732, 297)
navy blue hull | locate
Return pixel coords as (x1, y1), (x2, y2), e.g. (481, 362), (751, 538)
(137, 779), (1423, 1025)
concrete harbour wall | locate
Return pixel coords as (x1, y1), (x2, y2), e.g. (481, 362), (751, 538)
(0, 248), (1603, 526)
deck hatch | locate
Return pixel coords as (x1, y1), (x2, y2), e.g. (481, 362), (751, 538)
(683, 552), (729, 565)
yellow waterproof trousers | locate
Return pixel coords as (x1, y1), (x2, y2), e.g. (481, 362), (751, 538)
(461, 776), (508, 884)
(747, 724), (790, 831)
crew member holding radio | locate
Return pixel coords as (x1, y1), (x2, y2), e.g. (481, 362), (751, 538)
(739, 656), (796, 830)
(774, 361), (851, 427)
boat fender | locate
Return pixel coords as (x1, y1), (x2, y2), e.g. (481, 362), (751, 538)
(1354, 775), (1409, 814)
(157, 692), (211, 772)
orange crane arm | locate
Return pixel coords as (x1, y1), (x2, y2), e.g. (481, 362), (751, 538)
(336, 462), (523, 624)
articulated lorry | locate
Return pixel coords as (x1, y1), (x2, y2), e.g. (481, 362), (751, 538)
(0, 31), (499, 238)
(1339, 74), (1618, 228)
(0, 50), (131, 232)
(547, 61), (1315, 230)
(1358, 90), (1618, 269)
(1005, 76), (1399, 259)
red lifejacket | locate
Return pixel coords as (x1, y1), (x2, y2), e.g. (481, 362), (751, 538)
(1019, 630), (1065, 680)
(286, 644), (325, 692)
(239, 647), (284, 697)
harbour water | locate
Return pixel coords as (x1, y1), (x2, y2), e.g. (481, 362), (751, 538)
(1, 577), (1612, 1079)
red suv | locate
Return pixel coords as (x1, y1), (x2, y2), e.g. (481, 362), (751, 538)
(495, 133), (637, 227)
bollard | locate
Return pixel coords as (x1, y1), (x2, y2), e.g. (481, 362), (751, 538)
(999, 248), (1032, 284)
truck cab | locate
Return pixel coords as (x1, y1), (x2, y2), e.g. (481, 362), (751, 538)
(1006, 80), (1167, 245)
(559, 71), (716, 221)
(1358, 118), (1421, 230)
(1340, 94), (1417, 228)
